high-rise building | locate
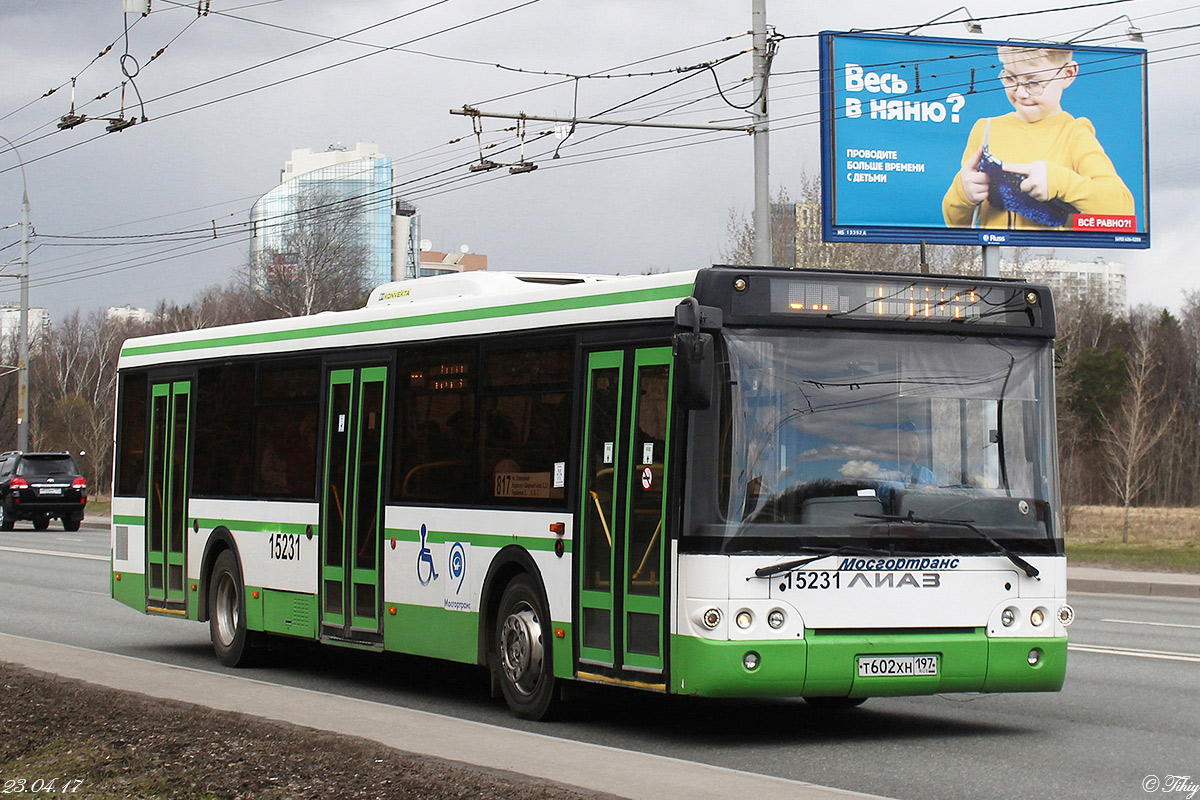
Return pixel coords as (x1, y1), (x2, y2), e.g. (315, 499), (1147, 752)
(0, 305), (48, 357)
(250, 142), (419, 288)
(1002, 256), (1127, 310)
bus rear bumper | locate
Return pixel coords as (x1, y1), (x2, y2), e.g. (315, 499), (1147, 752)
(669, 631), (1067, 698)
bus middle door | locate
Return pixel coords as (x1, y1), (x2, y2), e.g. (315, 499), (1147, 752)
(578, 347), (673, 683)
(320, 366), (388, 644)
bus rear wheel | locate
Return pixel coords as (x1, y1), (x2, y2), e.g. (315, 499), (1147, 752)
(208, 550), (259, 667)
(494, 575), (557, 720)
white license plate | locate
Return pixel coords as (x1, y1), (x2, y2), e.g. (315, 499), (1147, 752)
(38, 487), (63, 495)
(857, 654), (939, 677)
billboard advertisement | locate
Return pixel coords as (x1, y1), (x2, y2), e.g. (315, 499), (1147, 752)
(818, 31), (1149, 249)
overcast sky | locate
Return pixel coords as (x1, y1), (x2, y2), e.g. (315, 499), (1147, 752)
(1, 0), (1196, 321)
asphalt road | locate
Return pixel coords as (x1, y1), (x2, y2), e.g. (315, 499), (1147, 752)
(1, 521), (1197, 800)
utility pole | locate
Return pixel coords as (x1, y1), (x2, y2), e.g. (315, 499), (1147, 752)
(17, 184), (28, 452)
(0, 134), (30, 451)
(751, 0), (771, 267)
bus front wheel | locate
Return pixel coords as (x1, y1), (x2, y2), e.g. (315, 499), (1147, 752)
(209, 549), (259, 667)
(494, 574), (557, 720)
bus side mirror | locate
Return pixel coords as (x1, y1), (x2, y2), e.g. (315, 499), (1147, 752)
(674, 331), (714, 410)
(674, 298), (721, 411)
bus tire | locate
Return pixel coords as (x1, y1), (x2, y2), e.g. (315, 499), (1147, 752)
(803, 696), (866, 711)
(494, 574), (557, 720)
(209, 549), (258, 667)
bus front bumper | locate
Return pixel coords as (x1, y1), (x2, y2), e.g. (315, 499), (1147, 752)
(669, 630), (1066, 698)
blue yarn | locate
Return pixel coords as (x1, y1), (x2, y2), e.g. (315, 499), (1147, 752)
(977, 145), (1077, 228)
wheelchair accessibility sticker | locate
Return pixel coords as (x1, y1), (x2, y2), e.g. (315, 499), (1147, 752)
(416, 524), (439, 586)
(444, 541), (471, 612)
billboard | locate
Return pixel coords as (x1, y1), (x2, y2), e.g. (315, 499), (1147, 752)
(819, 31), (1149, 249)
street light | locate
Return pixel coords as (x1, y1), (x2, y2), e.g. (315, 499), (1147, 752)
(905, 6), (984, 36)
(1066, 15), (1144, 44)
(0, 134), (30, 452)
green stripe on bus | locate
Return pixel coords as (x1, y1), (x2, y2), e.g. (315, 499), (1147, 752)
(113, 514), (145, 526)
(122, 284), (692, 359)
(386, 527), (570, 553)
(196, 518), (314, 536)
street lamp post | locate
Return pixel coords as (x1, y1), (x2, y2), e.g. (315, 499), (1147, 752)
(0, 134), (30, 452)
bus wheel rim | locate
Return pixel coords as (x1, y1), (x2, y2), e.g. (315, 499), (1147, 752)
(215, 573), (239, 647)
(500, 604), (543, 696)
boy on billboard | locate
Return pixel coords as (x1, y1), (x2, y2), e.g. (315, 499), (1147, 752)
(942, 45), (1134, 229)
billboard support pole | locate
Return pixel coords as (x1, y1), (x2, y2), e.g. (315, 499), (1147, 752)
(751, 0), (771, 267)
(983, 245), (1000, 277)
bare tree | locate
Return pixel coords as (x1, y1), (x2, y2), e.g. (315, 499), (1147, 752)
(1095, 310), (1177, 542)
(720, 175), (979, 274)
(242, 186), (373, 317)
(29, 310), (139, 491)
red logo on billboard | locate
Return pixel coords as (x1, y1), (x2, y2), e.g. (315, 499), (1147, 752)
(1072, 214), (1136, 232)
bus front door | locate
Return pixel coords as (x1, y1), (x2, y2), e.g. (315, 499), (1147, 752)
(320, 366), (388, 644)
(579, 347), (673, 682)
(146, 380), (191, 614)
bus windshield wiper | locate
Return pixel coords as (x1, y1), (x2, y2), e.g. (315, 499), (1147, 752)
(856, 512), (1040, 579)
(752, 545), (922, 579)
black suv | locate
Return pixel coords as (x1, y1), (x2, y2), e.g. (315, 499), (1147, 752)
(0, 451), (87, 531)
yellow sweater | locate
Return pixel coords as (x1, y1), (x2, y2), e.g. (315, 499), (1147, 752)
(942, 112), (1134, 229)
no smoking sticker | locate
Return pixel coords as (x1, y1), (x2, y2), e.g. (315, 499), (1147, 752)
(641, 466), (654, 489)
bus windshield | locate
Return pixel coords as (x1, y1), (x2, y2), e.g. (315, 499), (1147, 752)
(714, 329), (1060, 553)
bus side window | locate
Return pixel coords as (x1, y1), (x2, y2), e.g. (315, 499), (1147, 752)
(392, 348), (477, 504)
(482, 347), (572, 505)
(115, 371), (149, 497)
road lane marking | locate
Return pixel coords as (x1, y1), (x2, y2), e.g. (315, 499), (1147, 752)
(1069, 643), (1200, 663)
(0, 545), (107, 562)
(1101, 618), (1200, 630)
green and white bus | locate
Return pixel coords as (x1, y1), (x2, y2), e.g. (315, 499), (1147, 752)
(110, 266), (1072, 718)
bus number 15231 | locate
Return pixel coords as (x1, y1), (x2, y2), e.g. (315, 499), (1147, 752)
(269, 532), (301, 561)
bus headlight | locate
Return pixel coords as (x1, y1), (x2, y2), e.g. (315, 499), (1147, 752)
(743, 651), (760, 670)
(1030, 608), (1046, 627)
(702, 608), (722, 629)
(1058, 604), (1075, 626)
(735, 611), (753, 630)
(1001, 607), (1017, 627)
(1028, 648), (1042, 666)
(767, 609), (785, 629)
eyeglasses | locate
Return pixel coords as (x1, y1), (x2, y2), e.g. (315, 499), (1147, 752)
(997, 65), (1066, 96)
